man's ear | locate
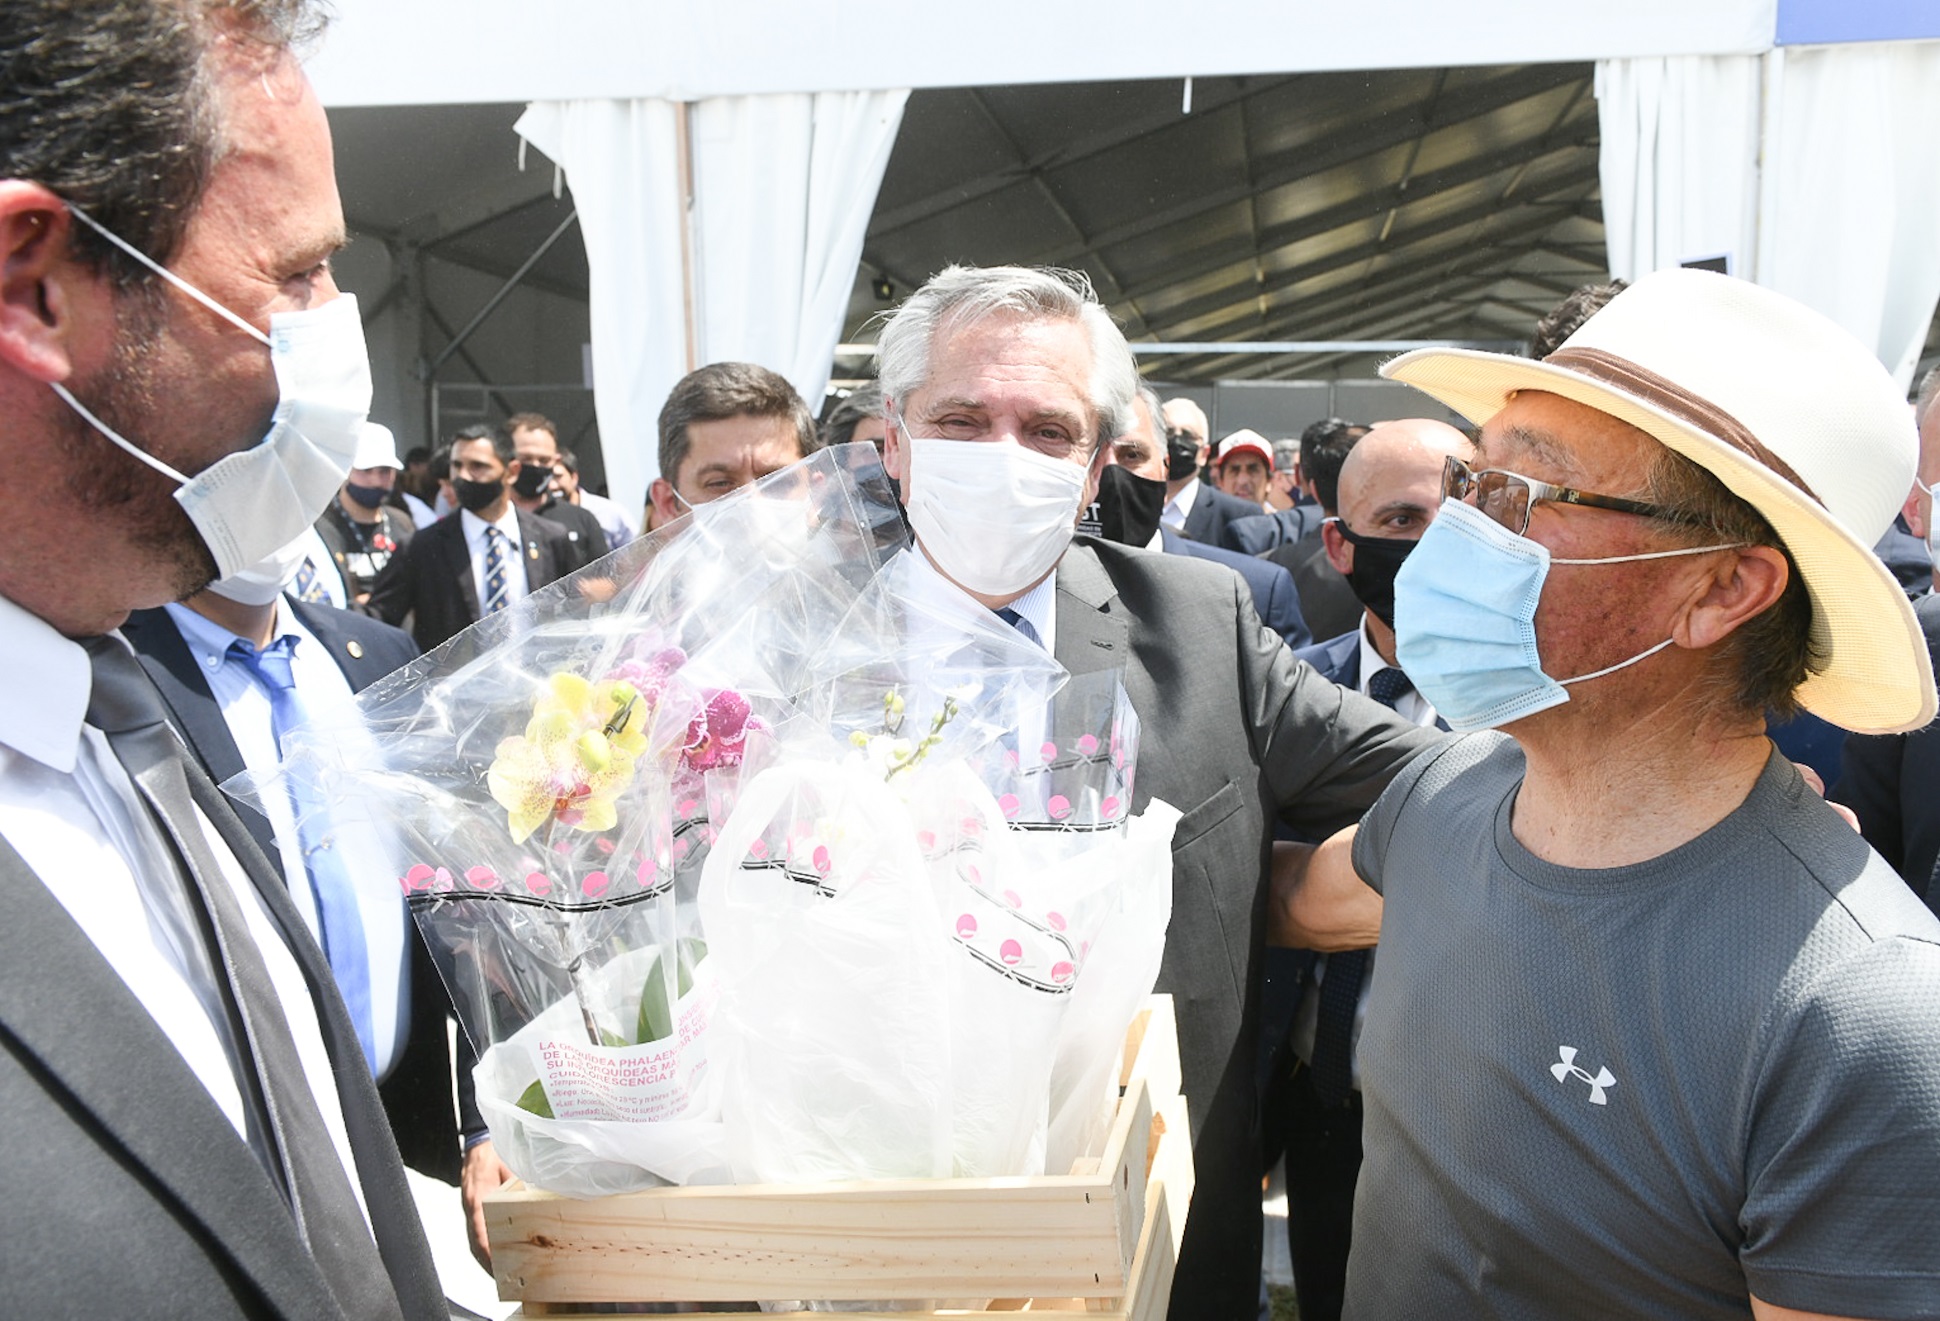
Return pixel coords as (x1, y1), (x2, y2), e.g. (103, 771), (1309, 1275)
(0, 183), (93, 384)
(503, 457), (522, 489)
(1321, 519), (1354, 576)
(647, 476), (681, 525)
(881, 400), (911, 493)
(1904, 483), (1927, 542)
(1674, 545), (1789, 652)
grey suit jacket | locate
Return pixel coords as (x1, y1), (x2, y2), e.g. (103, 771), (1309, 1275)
(0, 722), (445, 1318)
(1052, 538), (1443, 1319)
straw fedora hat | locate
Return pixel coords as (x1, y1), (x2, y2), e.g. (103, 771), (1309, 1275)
(1382, 267), (1934, 735)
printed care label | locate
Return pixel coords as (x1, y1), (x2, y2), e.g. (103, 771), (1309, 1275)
(536, 962), (717, 1123)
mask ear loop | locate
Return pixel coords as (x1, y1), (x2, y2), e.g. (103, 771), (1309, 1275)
(1549, 541), (1742, 686)
(49, 382), (190, 483)
(62, 202), (271, 346)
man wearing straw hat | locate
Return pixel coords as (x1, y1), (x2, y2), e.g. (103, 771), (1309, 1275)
(1277, 268), (1940, 1319)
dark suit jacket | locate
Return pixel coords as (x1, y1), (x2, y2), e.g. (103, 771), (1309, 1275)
(1160, 526), (1310, 649)
(1267, 529), (1367, 645)
(365, 506), (575, 652)
(123, 599), (476, 1183)
(0, 642), (444, 1319)
(1835, 591), (1940, 913)
(1179, 480), (1267, 554)
(1052, 538), (1444, 1319)
(1228, 502), (1326, 555)
(531, 495), (611, 573)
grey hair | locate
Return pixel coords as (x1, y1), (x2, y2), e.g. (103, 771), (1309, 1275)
(1127, 382), (1164, 440)
(1916, 363), (1940, 429)
(877, 264), (1138, 451)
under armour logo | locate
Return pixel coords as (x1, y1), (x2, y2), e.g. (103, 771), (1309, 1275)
(1551, 1046), (1616, 1105)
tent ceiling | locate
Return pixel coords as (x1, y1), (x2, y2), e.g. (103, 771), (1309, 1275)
(328, 63), (1610, 386)
(856, 63), (1608, 382)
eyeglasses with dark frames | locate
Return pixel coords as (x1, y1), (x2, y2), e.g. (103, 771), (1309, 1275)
(1441, 455), (1707, 537)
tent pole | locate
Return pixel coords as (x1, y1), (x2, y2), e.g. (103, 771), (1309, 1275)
(676, 99), (700, 373)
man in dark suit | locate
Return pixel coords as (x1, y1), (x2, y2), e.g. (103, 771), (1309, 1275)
(1090, 383), (1311, 650)
(878, 265), (1443, 1320)
(507, 411), (609, 572)
(0, 2), (442, 1315)
(366, 423), (577, 652)
(1263, 418), (1467, 1321)
(1255, 420), (1372, 641)
(1158, 396), (1268, 553)
(123, 570), (479, 1185)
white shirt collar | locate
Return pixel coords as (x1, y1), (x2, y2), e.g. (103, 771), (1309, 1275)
(898, 546), (1059, 651)
(0, 594), (91, 773)
(1164, 477), (1201, 523)
(1355, 616), (1438, 728)
(162, 598), (309, 670)
(459, 503), (521, 548)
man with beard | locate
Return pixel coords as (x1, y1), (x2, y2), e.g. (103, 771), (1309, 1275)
(877, 264), (1442, 1319)
(0, 1), (444, 1315)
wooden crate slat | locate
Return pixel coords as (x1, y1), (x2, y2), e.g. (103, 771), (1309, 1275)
(492, 995), (1188, 1313)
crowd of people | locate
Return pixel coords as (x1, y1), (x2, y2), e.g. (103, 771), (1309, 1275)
(4, 3), (1940, 1321)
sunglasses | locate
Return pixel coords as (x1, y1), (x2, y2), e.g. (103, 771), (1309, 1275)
(1442, 455), (1704, 537)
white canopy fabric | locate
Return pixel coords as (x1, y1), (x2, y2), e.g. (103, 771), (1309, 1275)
(516, 90), (907, 510)
(309, 0), (1775, 107)
(1597, 42), (1940, 387)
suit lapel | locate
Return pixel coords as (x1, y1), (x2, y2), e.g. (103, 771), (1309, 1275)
(177, 757), (443, 1318)
(1052, 542), (1129, 678)
(517, 511), (558, 591)
(0, 834), (340, 1318)
(444, 518), (481, 622)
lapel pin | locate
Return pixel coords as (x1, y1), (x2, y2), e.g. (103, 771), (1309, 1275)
(346, 640), (365, 659)
(528, 543), (540, 560)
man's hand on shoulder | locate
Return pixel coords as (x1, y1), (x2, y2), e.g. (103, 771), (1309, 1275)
(1270, 827), (1382, 950)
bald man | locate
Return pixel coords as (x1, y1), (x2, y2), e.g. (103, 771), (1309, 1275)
(1269, 417), (1470, 1321)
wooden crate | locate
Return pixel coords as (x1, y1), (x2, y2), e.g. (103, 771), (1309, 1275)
(486, 995), (1194, 1318)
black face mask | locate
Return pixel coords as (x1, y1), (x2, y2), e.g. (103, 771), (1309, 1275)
(343, 481), (390, 510)
(512, 464), (554, 499)
(1334, 520), (1418, 628)
(1164, 429), (1201, 482)
(1078, 464), (1168, 547)
(452, 476), (505, 513)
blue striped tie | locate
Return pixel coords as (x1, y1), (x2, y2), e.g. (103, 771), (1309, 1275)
(482, 527), (510, 615)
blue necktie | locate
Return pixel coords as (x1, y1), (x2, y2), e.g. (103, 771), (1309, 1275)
(291, 556), (331, 604)
(225, 635), (378, 1073)
(482, 526), (510, 615)
(995, 606), (1043, 649)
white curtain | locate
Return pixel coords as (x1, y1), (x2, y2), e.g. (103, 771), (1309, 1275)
(516, 89), (909, 511)
(1597, 43), (1940, 388)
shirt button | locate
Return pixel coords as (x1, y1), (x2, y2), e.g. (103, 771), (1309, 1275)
(205, 655), (220, 670)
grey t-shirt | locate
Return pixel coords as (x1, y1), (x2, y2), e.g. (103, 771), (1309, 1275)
(1346, 733), (1940, 1319)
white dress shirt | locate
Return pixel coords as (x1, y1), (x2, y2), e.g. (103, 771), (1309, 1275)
(1354, 619), (1439, 729)
(163, 600), (412, 1078)
(0, 594), (368, 1219)
(460, 504), (531, 612)
(1160, 476), (1202, 531)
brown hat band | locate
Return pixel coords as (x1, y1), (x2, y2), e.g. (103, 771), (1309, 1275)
(1544, 346), (1822, 506)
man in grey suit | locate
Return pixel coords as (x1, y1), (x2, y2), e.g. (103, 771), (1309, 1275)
(877, 264), (1442, 1319)
(0, 2), (442, 1316)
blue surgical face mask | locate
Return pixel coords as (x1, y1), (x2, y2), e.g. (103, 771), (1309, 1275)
(1393, 498), (1742, 732)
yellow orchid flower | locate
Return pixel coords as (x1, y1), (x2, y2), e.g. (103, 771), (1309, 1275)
(487, 673), (651, 844)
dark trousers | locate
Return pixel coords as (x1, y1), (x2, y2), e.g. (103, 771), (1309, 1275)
(1280, 1062), (1363, 1321)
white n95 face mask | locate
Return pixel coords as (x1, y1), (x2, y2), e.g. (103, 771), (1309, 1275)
(204, 529), (318, 607)
(902, 434), (1090, 596)
(49, 204), (372, 581)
